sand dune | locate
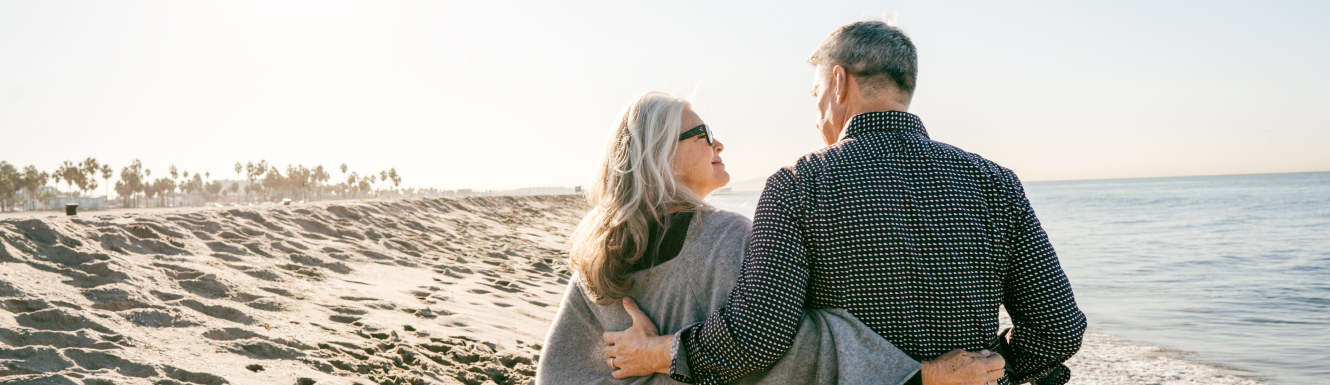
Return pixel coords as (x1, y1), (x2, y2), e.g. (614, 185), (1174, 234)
(1, 196), (1268, 385)
(1, 196), (585, 385)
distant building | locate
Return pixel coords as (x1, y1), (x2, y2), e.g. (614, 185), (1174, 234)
(48, 196), (107, 210)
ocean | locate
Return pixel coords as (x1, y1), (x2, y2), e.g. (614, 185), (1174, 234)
(708, 171), (1329, 385)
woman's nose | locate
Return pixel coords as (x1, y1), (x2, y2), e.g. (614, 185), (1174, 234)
(713, 139), (724, 153)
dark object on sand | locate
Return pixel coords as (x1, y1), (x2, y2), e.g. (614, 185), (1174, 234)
(66, 203), (78, 216)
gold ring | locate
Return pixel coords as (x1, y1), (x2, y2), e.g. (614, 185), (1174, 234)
(611, 357), (617, 369)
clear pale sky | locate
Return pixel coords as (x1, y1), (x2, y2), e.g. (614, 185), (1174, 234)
(2, 0), (1327, 192)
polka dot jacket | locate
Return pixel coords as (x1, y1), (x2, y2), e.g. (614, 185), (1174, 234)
(671, 111), (1086, 385)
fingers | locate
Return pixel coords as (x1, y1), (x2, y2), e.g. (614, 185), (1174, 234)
(940, 348), (967, 359)
(610, 364), (654, 379)
(622, 298), (657, 334)
(978, 353), (1005, 371)
(623, 297), (645, 319)
(982, 368), (1006, 383)
(611, 369), (630, 379)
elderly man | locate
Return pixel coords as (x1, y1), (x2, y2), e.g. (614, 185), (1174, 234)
(604, 20), (1087, 385)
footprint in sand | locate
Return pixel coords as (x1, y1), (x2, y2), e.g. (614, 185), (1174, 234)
(202, 327), (266, 341)
(0, 298), (49, 313)
(226, 340), (305, 360)
(121, 308), (202, 328)
(149, 290), (185, 302)
(176, 299), (255, 324)
(15, 308), (114, 334)
(329, 315), (361, 324)
(154, 262), (205, 280)
(0, 328), (120, 350)
(161, 365), (229, 385)
(177, 274), (234, 299)
(244, 269), (285, 282)
(0, 346), (75, 374)
(245, 297), (292, 312)
(258, 287), (294, 297)
(210, 252), (244, 262)
(64, 348), (160, 378)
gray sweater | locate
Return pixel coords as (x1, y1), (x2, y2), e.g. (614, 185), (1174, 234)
(537, 210), (921, 384)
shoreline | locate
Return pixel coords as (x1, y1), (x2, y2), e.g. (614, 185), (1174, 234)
(0, 196), (1274, 384)
(1065, 332), (1267, 384)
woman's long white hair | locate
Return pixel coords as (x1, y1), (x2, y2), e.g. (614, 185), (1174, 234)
(568, 91), (710, 304)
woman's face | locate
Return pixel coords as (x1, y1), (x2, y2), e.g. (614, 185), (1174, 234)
(673, 107), (729, 198)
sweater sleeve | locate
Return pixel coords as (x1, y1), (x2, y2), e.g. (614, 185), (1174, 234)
(535, 274), (618, 385)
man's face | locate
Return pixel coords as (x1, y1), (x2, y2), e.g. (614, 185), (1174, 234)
(812, 65), (843, 146)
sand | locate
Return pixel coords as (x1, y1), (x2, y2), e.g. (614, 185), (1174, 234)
(0, 196), (1269, 384)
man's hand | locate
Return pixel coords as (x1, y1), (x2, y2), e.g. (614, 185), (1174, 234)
(602, 298), (673, 379)
(922, 349), (1006, 385)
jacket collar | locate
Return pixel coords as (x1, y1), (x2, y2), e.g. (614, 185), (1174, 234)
(841, 111), (929, 141)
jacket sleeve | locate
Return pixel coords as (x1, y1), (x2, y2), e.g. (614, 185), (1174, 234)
(671, 169), (810, 384)
(1000, 172), (1087, 385)
(536, 274), (618, 385)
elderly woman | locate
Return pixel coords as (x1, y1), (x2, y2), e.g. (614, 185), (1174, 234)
(536, 92), (996, 385)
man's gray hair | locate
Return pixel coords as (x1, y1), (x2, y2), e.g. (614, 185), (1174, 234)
(809, 20), (918, 98)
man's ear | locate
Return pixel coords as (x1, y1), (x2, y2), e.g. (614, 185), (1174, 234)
(833, 65), (850, 105)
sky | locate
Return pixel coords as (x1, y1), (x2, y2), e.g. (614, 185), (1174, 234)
(2, 0), (1328, 193)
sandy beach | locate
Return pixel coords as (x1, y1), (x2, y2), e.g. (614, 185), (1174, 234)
(0, 196), (1268, 384)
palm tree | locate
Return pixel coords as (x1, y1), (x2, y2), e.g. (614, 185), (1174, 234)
(0, 161), (16, 212)
(182, 171), (190, 205)
(143, 168), (151, 206)
(118, 160), (145, 208)
(347, 172), (359, 198)
(359, 175), (373, 198)
(79, 158), (100, 197)
(339, 164), (349, 198)
(100, 164), (112, 200)
(21, 165), (48, 211)
(187, 173), (203, 205)
(55, 161), (82, 197)
(227, 183), (240, 201)
(169, 166), (178, 207)
(234, 162), (243, 203)
(313, 165), (329, 201)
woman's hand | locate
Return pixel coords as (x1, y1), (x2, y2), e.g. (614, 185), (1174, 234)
(602, 298), (673, 379)
(922, 349), (1007, 385)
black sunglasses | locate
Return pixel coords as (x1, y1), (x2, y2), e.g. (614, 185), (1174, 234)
(678, 124), (713, 146)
